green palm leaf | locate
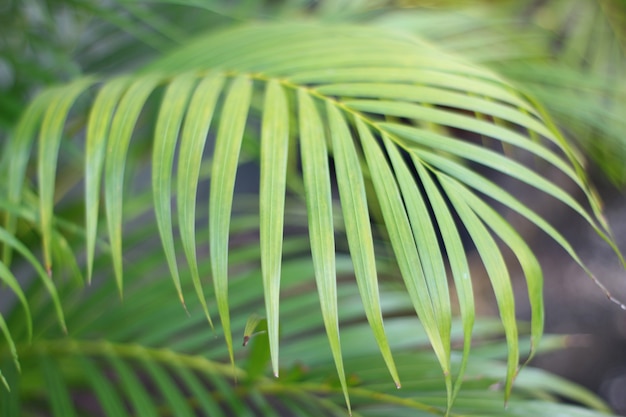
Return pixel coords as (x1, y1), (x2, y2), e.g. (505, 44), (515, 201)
(37, 78), (97, 274)
(357, 121), (452, 400)
(298, 89), (350, 409)
(380, 0), (626, 185)
(85, 76), (134, 283)
(152, 71), (198, 306)
(328, 103), (400, 390)
(177, 73), (224, 327)
(441, 176), (520, 403)
(104, 73), (164, 295)
(4, 88), (56, 266)
(260, 79), (289, 379)
(2, 20), (622, 414)
(209, 75), (253, 368)
(0, 217), (615, 416)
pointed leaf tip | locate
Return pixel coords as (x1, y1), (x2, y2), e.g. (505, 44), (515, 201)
(180, 296), (190, 316)
(209, 75), (252, 370)
(0, 376), (10, 392)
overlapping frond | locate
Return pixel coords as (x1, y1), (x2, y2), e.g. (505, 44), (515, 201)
(374, 0), (626, 184)
(511, 0), (626, 185)
(0, 223), (615, 416)
(1, 21), (620, 413)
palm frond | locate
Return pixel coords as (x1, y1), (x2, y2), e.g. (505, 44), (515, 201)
(375, 0), (626, 185)
(260, 79), (290, 379)
(505, 0), (626, 183)
(0, 221), (615, 416)
(1, 21), (621, 413)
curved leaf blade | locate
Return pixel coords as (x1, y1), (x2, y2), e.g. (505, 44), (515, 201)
(0, 226), (66, 333)
(104, 74), (163, 295)
(0, 314), (19, 378)
(329, 105), (400, 391)
(318, 83), (544, 128)
(85, 76), (133, 283)
(0, 260), (32, 341)
(209, 75), (252, 366)
(440, 174), (519, 403)
(382, 123), (609, 242)
(260, 79), (289, 378)
(177, 73), (225, 328)
(294, 67), (534, 112)
(349, 99), (586, 198)
(382, 138), (452, 351)
(298, 90), (350, 411)
(3, 89), (55, 265)
(411, 154), (475, 406)
(420, 149), (626, 310)
(356, 120), (447, 394)
(37, 77), (95, 273)
(452, 180), (544, 363)
(152, 71), (198, 306)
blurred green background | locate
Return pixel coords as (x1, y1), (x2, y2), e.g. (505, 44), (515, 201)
(1, 0), (625, 415)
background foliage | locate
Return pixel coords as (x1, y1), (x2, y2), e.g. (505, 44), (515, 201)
(1, 0), (625, 416)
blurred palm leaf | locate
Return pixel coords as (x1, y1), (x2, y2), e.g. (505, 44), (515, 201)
(372, 0), (626, 184)
(506, 0), (626, 185)
(1, 17), (622, 414)
(0, 213), (615, 416)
